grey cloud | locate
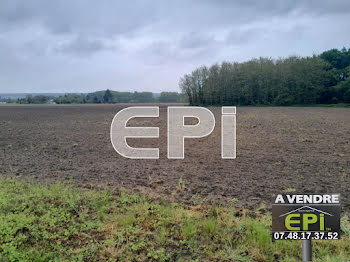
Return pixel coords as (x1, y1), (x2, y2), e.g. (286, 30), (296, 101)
(0, 0), (349, 93)
(226, 28), (263, 45)
(179, 32), (217, 49)
(54, 35), (114, 55)
(200, 0), (350, 17)
(1, 0), (349, 37)
(225, 23), (308, 46)
(141, 36), (220, 66)
(0, 0), (158, 37)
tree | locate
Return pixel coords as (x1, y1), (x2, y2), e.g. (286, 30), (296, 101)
(25, 94), (33, 104)
(159, 92), (181, 102)
(93, 96), (100, 103)
(103, 89), (113, 103)
(180, 47), (350, 106)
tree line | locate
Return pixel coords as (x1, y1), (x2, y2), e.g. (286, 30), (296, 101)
(180, 47), (350, 106)
(5, 91), (184, 104)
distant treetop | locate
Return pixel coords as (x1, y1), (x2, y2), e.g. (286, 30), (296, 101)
(180, 47), (350, 106)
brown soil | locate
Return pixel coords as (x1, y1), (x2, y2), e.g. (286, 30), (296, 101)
(0, 105), (349, 213)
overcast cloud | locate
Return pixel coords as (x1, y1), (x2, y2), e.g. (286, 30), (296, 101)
(0, 0), (349, 93)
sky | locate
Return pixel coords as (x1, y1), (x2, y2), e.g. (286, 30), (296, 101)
(0, 0), (349, 94)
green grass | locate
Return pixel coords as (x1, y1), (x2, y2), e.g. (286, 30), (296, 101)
(0, 178), (349, 261)
(283, 188), (297, 193)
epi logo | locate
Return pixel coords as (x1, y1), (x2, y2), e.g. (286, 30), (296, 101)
(282, 206), (331, 231)
(110, 106), (236, 159)
(272, 194), (341, 240)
